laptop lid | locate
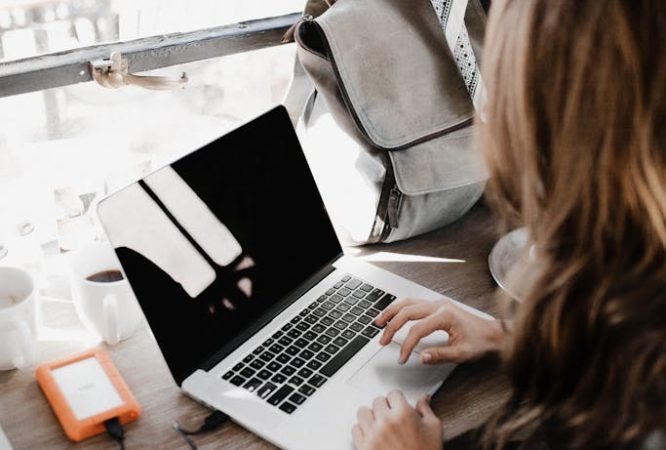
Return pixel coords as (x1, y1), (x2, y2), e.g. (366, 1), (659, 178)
(97, 106), (342, 385)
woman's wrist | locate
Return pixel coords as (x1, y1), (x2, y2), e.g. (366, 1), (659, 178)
(483, 319), (507, 354)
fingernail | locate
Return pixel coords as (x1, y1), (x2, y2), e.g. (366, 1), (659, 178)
(422, 353), (432, 363)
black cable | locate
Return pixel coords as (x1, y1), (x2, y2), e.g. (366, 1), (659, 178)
(173, 410), (230, 450)
(105, 417), (126, 450)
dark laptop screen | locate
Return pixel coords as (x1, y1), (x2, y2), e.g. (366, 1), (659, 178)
(98, 107), (342, 384)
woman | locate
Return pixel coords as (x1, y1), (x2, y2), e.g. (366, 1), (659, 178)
(351, 0), (666, 449)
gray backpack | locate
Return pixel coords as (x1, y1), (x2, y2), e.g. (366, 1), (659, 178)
(285, 0), (488, 245)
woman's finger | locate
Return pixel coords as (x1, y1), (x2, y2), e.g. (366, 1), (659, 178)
(351, 424), (364, 448)
(415, 395), (437, 419)
(372, 396), (390, 418)
(420, 345), (465, 364)
(386, 390), (409, 411)
(379, 302), (438, 345)
(356, 406), (374, 433)
(375, 298), (417, 326)
(399, 308), (454, 363)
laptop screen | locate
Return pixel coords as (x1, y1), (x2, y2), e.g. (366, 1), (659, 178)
(98, 107), (342, 384)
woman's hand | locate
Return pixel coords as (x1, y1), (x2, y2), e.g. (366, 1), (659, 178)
(352, 392), (443, 450)
(375, 298), (505, 364)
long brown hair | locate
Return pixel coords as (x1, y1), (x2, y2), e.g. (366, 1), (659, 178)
(479, 0), (666, 448)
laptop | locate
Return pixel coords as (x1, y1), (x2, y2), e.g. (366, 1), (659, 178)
(97, 106), (492, 450)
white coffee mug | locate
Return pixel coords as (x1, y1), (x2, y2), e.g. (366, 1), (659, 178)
(69, 244), (142, 345)
(0, 267), (37, 370)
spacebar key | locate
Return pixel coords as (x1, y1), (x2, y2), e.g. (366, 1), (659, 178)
(320, 336), (370, 377)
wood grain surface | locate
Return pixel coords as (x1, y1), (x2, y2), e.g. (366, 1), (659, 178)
(0, 203), (510, 449)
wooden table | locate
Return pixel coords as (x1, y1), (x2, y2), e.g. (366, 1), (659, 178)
(0, 203), (510, 449)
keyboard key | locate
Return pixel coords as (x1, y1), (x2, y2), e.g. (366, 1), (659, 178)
(350, 306), (364, 316)
(333, 320), (348, 330)
(341, 275), (351, 282)
(365, 289), (384, 302)
(320, 335), (370, 377)
(344, 297), (359, 306)
(299, 384), (316, 396)
(222, 371), (234, 380)
(268, 385), (295, 406)
(271, 373), (288, 384)
(352, 290), (366, 299)
(299, 309), (310, 317)
(278, 337), (293, 346)
(306, 360), (323, 370)
(300, 349), (315, 360)
(244, 378), (262, 392)
(309, 374), (327, 388)
(287, 329), (302, 339)
(240, 367), (256, 378)
(341, 313), (356, 323)
(308, 301), (319, 309)
(366, 308), (380, 318)
(333, 337), (348, 347)
(350, 322), (364, 332)
(313, 308), (327, 317)
(325, 327), (341, 337)
(337, 303), (351, 312)
(338, 287), (352, 297)
(362, 327), (380, 338)
(312, 324), (326, 333)
(321, 301), (335, 310)
(290, 357), (306, 368)
(272, 330), (284, 339)
(257, 369), (272, 380)
(262, 338), (275, 347)
(326, 288), (336, 296)
(286, 346), (300, 356)
(316, 352), (332, 362)
(304, 314), (319, 324)
(329, 310), (342, 319)
(281, 323), (293, 332)
(276, 353), (291, 364)
(320, 317), (334, 326)
(269, 344), (284, 354)
(230, 375), (246, 386)
(296, 322), (310, 332)
(308, 342), (323, 352)
(267, 361), (282, 372)
(290, 376), (305, 386)
(334, 281), (344, 289)
(358, 315), (372, 325)
(295, 338), (309, 348)
(281, 365), (296, 376)
(316, 335), (331, 345)
(279, 402), (297, 414)
(233, 362), (244, 372)
(374, 294), (396, 310)
(259, 352), (276, 362)
(324, 344), (340, 354)
(250, 359), (265, 370)
(290, 316), (302, 325)
(346, 279), (362, 290)
(243, 354), (253, 363)
(289, 393), (307, 405)
(342, 330), (356, 339)
(360, 283), (374, 292)
(304, 331), (317, 341)
(298, 367), (313, 378)
(317, 295), (328, 303)
(329, 294), (344, 304)
(257, 382), (278, 399)
(358, 300), (372, 309)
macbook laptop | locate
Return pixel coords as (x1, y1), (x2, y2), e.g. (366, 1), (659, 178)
(97, 106), (492, 450)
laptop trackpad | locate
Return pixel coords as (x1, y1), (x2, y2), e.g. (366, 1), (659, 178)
(347, 343), (455, 403)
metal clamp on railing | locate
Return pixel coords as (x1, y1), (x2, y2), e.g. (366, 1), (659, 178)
(90, 52), (188, 90)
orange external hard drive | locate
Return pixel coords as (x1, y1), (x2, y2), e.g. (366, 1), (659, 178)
(36, 347), (141, 441)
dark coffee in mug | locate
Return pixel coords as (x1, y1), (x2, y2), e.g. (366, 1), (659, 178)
(86, 270), (124, 283)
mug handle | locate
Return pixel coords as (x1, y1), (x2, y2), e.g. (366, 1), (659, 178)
(3, 321), (34, 369)
(102, 293), (121, 345)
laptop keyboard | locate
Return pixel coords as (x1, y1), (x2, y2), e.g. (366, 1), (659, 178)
(221, 274), (396, 414)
